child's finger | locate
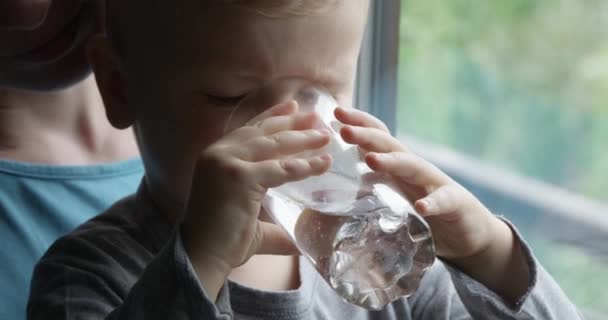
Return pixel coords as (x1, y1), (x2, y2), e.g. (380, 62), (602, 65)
(245, 100), (299, 126)
(334, 107), (390, 132)
(256, 221), (299, 255)
(254, 111), (320, 135)
(340, 125), (407, 154)
(224, 109), (318, 143)
(414, 184), (464, 216)
(236, 129), (330, 161)
(253, 155), (332, 188)
(365, 152), (450, 188)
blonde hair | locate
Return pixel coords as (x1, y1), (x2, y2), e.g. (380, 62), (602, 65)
(224, 0), (339, 17)
(106, 0), (340, 59)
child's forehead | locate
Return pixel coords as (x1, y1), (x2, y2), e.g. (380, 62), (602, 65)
(219, 0), (341, 17)
(176, 2), (366, 68)
(112, 0), (343, 27)
(109, 0), (368, 80)
(108, 0), (361, 40)
(169, 0), (360, 33)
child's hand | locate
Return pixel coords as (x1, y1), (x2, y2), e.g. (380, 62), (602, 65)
(181, 101), (331, 300)
(335, 107), (530, 304)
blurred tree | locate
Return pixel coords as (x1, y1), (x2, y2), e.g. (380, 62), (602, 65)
(397, 0), (608, 314)
(398, 0), (608, 201)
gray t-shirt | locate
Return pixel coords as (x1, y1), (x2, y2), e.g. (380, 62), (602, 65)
(27, 184), (583, 319)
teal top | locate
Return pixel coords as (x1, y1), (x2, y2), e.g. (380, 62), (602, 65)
(0, 158), (144, 320)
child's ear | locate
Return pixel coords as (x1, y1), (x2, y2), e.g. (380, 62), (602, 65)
(87, 34), (134, 129)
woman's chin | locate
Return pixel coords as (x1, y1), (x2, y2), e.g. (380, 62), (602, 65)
(0, 47), (91, 92)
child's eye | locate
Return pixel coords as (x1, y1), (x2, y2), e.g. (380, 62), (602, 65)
(205, 94), (247, 107)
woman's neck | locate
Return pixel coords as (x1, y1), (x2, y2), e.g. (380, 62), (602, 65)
(0, 75), (139, 164)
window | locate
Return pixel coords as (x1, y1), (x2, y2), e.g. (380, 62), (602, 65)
(359, 1), (608, 318)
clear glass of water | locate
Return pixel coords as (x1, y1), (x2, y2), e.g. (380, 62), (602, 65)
(230, 84), (436, 310)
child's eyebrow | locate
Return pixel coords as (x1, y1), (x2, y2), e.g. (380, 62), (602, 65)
(196, 60), (350, 87)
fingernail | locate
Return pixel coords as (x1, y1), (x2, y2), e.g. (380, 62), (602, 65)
(309, 129), (328, 138)
(422, 198), (437, 213)
(372, 152), (388, 160)
(317, 129), (329, 136)
(282, 100), (298, 109)
(319, 154), (331, 162)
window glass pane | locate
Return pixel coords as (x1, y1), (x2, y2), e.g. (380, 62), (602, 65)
(397, 0), (608, 316)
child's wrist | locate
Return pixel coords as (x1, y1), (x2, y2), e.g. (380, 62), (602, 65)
(180, 225), (232, 301)
(474, 216), (513, 262)
(451, 217), (512, 269)
(448, 217), (530, 304)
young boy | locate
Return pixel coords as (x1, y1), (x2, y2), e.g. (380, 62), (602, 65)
(27, 0), (582, 319)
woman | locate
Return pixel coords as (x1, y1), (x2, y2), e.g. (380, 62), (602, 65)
(0, 1), (142, 319)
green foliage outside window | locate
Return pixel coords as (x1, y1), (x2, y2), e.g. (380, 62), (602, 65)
(398, 0), (608, 201)
(398, 0), (608, 316)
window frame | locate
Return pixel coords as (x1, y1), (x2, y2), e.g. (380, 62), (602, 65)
(356, 0), (400, 134)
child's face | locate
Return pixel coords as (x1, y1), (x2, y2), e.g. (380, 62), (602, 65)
(98, 0), (368, 205)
